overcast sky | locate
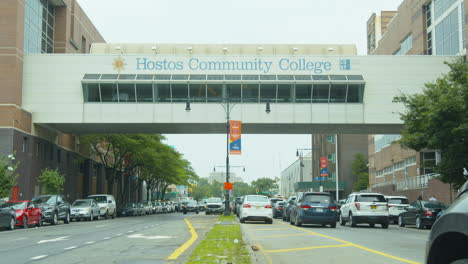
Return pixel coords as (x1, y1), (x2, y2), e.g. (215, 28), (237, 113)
(77, 0), (403, 183)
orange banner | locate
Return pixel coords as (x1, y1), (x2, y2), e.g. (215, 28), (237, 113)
(224, 182), (233, 190)
(229, 120), (242, 155)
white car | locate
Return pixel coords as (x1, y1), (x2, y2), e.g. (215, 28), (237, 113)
(70, 199), (100, 221)
(385, 196), (410, 224)
(339, 192), (389, 228)
(87, 194), (117, 219)
(239, 195), (273, 224)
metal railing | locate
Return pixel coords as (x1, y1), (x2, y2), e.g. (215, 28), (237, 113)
(396, 173), (439, 191)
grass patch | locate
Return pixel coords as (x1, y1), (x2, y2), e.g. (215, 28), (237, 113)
(186, 215), (251, 264)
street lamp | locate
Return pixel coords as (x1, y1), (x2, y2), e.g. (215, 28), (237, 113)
(185, 98), (270, 216)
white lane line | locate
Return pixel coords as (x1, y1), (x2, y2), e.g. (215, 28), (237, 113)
(127, 230), (134, 233)
(103, 237), (111, 240)
(116, 233), (123, 236)
(30, 255), (48, 260)
(84, 241), (95, 245)
(144, 226), (149, 228)
(64, 246), (77, 250)
(13, 237), (27, 241)
(37, 236), (69, 244)
(95, 225), (108, 228)
(135, 229), (141, 231)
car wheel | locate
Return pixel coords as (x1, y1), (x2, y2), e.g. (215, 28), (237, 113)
(381, 223), (389, 229)
(105, 210), (109, 220)
(205, 211), (209, 215)
(349, 213), (356, 227)
(51, 212), (58, 225)
(183, 211), (187, 215)
(23, 216), (29, 228)
(64, 212), (70, 224)
(393, 219), (398, 225)
(267, 220), (273, 224)
(240, 218), (245, 223)
(330, 222), (337, 228)
(398, 215), (405, 227)
(282, 214), (286, 221)
(112, 211), (116, 219)
(89, 212), (93, 221)
(8, 217), (15, 230)
(37, 216), (43, 227)
(295, 216), (302, 227)
(416, 216), (423, 229)
(96, 213), (100, 221)
(339, 214), (346, 226)
(369, 223), (375, 228)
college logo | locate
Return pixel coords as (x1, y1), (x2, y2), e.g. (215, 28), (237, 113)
(339, 59), (351, 70)
(113, 57), (127, 72)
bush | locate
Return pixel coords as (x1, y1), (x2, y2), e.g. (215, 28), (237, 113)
(39, 168), (65, 194)
(0, 154), (18, 198)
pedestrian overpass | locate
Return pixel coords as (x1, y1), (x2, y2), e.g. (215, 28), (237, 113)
(21, 44), (456, 135)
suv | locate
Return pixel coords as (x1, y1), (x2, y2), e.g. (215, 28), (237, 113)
(205, 197), (224, 215)
(87, 194), (117, 219)
(385, 196), (410, 224)
(339, 192), (389, 229)
(32, 195), (71, 225)
(289, 192), (337, 228)
(282, 196), (296, 222)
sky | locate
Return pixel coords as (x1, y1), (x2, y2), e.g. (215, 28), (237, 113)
(77, 0), (403, 183)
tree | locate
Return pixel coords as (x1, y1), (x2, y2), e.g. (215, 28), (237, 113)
(39, 168), (65, 194)
(232, 182), (255, 197)
(393, 59), (468, 188)
(251, 178), (277, 197)
(0, 154), (18, 199)
(351, 153), (369, 191)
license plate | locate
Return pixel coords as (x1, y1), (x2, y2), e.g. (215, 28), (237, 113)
(315, 208), (323, 213)
(371, 205), (377, 209)
(255, 206), (261, 209)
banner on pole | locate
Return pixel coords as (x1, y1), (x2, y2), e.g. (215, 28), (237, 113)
(320, 157), (328, 177)
(229, 120), (242, 155)
(224, 182), (233, 190)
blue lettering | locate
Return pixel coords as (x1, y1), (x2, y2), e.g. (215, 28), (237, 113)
(314, 62), (323, 74)
(189, 58), (199, 70)
(176, 61), (184, 70)
(324, 62), (332, 71)
(155, 61), (163, 70)
(136, 58), (147, 70)
(279, 58), (289, 70)
(146, 60), (155, 70)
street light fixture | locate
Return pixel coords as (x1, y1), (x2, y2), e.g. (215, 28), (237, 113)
(185, 101), (191, 112)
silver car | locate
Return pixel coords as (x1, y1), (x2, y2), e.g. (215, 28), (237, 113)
(70, 199), (100, 221)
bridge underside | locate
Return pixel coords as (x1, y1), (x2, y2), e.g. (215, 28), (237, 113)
(43, 123), (404, 135)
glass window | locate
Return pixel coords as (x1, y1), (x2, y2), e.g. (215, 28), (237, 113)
(295, 84), (312, 102)
(100, 83), (118, 102)
(118, 83), (136, 102)
(23, 0), (55, 54)
(190, 74), (206, 80)
(277, 75), (294, 80)
(189, 83), (206, 102)
(312, 84), (330, 103)
(172, 74), (189, 80)
(101, 74), (118, 80)
(346, 75), (364, 81)
(260, 84), (276, 102)
(118, 74), (136, 80)
(259, 75), (276, 81)
(207, 84), (223, 102)
(277, 84), (292, 103)
(136, 74), (153, 80)
(294, 75), (312, 81)
(154, 74), (171, 80)
(207, 75), (223, 80)
(226, 84), (241, 101)
(312, 75), (329, 80)
(435, 8), (460, 55)
(347, 84), (364, 103)
(329, 84), (347, 103)
(387, 198), (409, 204)
(356, 195), (386, 202)
(155, 83), (171, 102)
(83, 74), (101, 80)
(434, 0), (458, 19)
(225, 75), (242, 80)
(329, 75), (347, 81)
(171, 84), (188, 102)
(246, 196), (269, 202)
(242, 75), (259, 80)
(83, 83), (100, 102)
(242, 83), (258, 102)
(136, 84), (153, 102)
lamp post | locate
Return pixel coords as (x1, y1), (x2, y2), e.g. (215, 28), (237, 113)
(185, 98), (270, 216)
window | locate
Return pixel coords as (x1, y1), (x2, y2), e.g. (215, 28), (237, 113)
(356, 195), (386, 202)
(260, 84), (276, 102)
(57, 149), (61, 163)
(435, 8), (460, 55)
(277, 84), (292, 102)
(82, 83), (100, 102)
(207, 84), (223, 102)
(23, 0), (55, 54)
(434, 0), (458, 19)
(226, 84), (241, 101)
(117, 83), (136, 102)
(189, 84), (207, 102)
(81, 36), (86, 53)
(327, 153), (336, 163)
(327, 135), (335, 144)
(22, 137), (28, 152)
(312, 84), (330, 103)
(155, 83), (171, 102)
(395, 34), (413, 55)
(242, 84), (258, 102)
(295, 84), (312, 102)
(100, 83), (118, 102)
(329, 84), (347, 102)
(136, 84), (153, 102)
(171, 84), (189, 102)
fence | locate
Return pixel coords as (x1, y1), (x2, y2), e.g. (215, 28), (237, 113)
(395, 173), (439, 191)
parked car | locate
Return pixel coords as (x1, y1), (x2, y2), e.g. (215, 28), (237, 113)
(398, 200), (447, 229)
(426, 178), (468, 264)
(136, 203), (145, 216)
(289, 192), (337, 228)
(70, 199), (100, 221)
(269, 198), (283, 206)
(6, 200), (42, 228)
(198, 201), (205, 211)
(87, 194), (117, 219)
(205, 197), (224, 215)
(272, 201), (285, 219)
(282, 196), (296, 222)
(183, 200), (199, 214)
(142, 201), (153, 215)
(385, 196), (410, 224)
(339, 192), (389, 228)
(235, 196), (244, 217)
(117, 203), (139, 217)
(32, 195), (71, 225)
(155, 202), (163, 214)
(239, 195), (273, 224)
(0, 203), (16, 230)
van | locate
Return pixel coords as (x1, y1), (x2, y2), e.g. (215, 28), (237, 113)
(87, 194), (117, 219)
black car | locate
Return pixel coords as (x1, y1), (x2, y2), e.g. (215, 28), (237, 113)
(117, 203), (139, 217)
(273, 201), (285, 218)
(182, 200), (199, 214)
(398, 200), (447, 229)
(426, 179), (468, 264)
(32, 195), (71, 225)
(282, 196), (296, 222)
(0, 203), (16, 230)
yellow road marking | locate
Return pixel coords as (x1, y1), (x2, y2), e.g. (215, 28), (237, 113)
(264, 244), (351, 253)
(249, 227), (294, 231)
(256, 233), (316, 238)
(273, 220), (421, 264)
(257, 244), (273, 264)
(165, 216), (198, 260)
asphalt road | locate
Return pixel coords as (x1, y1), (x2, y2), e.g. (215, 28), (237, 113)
(241, 218), (430, 264)
(0, 212), (194, 264)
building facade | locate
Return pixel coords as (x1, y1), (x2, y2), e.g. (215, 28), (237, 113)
(0, 0), (106, 201)
(280, 153), (312, 197)
(367, 0), (467, 204)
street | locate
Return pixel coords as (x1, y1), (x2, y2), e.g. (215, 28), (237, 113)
(241, 219), (429, 264)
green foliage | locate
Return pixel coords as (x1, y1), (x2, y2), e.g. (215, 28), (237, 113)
(251, 177), (277, 197)
(0, 154), (18, 198)
(393, 59), (468, 188)
(39, 168), (65, 194)
(351, 153), (369, 191)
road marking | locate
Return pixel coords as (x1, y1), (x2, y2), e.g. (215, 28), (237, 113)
(274, 220), (421, 264)
(165, 216), (198, 260)
(64, 246), (77, 250)
(103, 237), (111, 240)
(84, 241), (95, 245)
(30, 255), (47, 260)
(264, 244), (351, 253)
(249, 228), (293, 231)
(116, 233), (123, 236)
(128, 234), (175, 240)
(256, 244), (273, 264)
(135, 229), (141, 231)
(13, 237), (27, 241)
(256, 234), (316, 238)
(127, 231), (134, 233)
(37, 236), (69, 244)
(95, 225), (108, 228)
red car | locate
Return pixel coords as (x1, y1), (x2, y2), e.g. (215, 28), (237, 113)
(6, 200), (43, 228)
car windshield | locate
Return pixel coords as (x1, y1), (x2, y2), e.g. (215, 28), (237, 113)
(207, 198), (222, 203)
(388, 198), (409, 204)
(125, 203), (135, 208)
(356, 195), (386, 202)
(32, 196), (55, 205)
(188, 201), (197, 206)
(302, 194), (333, 204)
(422, 201), (446, 209)
(72, 200), (91, 206)
(5, 202), (27, 209)
(246, 196), (269, 202)
(88, 196), (107, 203)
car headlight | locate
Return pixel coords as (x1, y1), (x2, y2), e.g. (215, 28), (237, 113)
(15, 212), (22, 217)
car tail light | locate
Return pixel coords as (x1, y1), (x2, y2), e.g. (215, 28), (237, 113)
(328, 206), (337, 211)
(277, 207), (283, 210)
(388, 205), (394, 207)
(243, 204), (251, 208)
(265, 204), (272, 208)
(300, 205), (311, 209)
(424, 210), (433, 216)
(355, 203), (361, 210)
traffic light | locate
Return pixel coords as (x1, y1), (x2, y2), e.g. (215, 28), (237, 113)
(256, 189), (259, 194)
